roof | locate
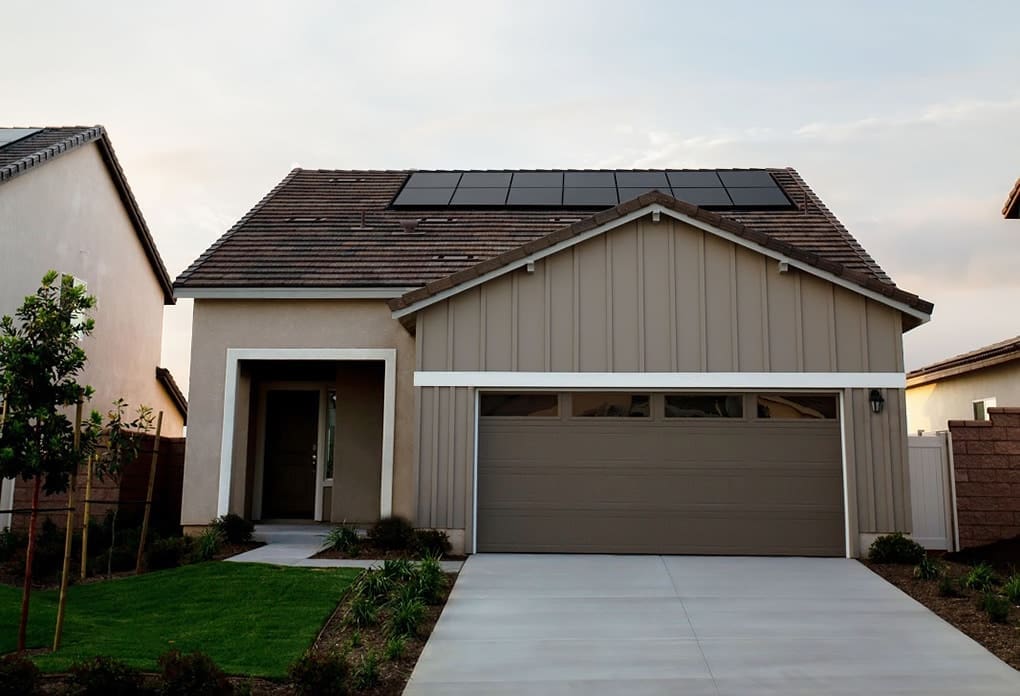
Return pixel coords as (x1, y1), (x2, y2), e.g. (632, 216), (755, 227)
(1004, 178), (1020, 219)
(907, 335), (1020, 387)
(0, 126), (175, 304)
(156, 367), (188, 423)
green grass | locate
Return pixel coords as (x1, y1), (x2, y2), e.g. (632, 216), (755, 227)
(0, 562), (359, 677)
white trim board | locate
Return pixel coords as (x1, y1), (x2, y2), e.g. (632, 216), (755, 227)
(391, 203), (931, 325)
(176, 287), (416, 300)
(218, 348), (397, 518)
(415, 371), (906, 389)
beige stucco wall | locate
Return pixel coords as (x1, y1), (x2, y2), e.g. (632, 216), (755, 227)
(181, 299), (415, 526)
(0, 143), (183, 436)
(414, 216), (912, 555)
(906, 361), (1020, 432)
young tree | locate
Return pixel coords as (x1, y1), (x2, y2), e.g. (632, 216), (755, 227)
(0, 272), (98, 651)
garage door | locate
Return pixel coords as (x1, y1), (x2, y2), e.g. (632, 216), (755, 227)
(477, 392), (845, 556)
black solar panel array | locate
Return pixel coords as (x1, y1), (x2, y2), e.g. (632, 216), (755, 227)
(391, 170), (793, 210)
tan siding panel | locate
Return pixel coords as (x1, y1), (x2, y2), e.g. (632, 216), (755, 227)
(833, 287), (867, 371)
(766, 266), (798, 371)
(734, 248), (766, 372)
(515, 267), (547, 371)
(577, 236), (609, 371)
(642, 224), (673, 372)
(483, 275), (513, 370)
(610, 224), (641, 371)
(801, 274), (835, 372)
(673, 224), (704, 370)
(867, 302), (901, 372)
(546, 252), (575, 371)
(450, 289), (481, 371)
(420, 304), (449, 372)
(703, 234), (736, 371)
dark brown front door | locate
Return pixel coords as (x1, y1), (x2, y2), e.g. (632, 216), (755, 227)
(262, 390), (318, 519)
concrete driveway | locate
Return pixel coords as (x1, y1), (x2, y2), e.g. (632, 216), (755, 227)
(404, 554), (1020, 695)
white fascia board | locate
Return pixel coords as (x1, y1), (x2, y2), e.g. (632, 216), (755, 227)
(414, 371), (906, 389)
(175, 287), (417, 300)
(391, 203), (931, 325)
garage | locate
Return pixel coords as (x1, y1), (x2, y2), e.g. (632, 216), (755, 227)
(477, 391), (845, 556)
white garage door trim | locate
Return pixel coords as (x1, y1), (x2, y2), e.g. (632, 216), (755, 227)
(469, 386), (853, 559)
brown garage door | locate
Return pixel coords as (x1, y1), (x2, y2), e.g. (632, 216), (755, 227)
(477, 392), (845, 556)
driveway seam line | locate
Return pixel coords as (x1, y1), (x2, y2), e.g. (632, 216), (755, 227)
(661, 556), (721, 696)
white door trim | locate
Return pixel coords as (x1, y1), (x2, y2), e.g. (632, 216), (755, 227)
(417, 371), (905, 390)
(219, 348), (397, 519)
(838, 390), (852, 558)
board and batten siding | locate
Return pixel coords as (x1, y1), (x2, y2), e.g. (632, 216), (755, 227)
(412, 216), (910, 554)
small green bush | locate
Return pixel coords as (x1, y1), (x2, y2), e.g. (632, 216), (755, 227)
(0, 653), (40, 696)
(190, 528), (224, 563)
(388, 596), (426, 638)
(962, 562), (998, 592)
(381, 558), (415, 581)
(345, 595), (378, 628)
(358, 570), (394, 602)
(413, 529), (452, 557)
(979, 592), (1011, 623)
(288, 652), (349, 696)
(368, 516), (416, 550)
(938, 574), (962, 597)
(325, 526), (360, 556)
(413, 555), (448, 604)
(145, 537), (192, 571)
(868, 532), (926, 565)
(1004, 575), (1020, 604)
(352, 650), (381, 690)
(92, 545), (137, 575)
(0, 528), (26, 564)
(70, 655), (145, 696)
(384, 635), (407, 661)
(346, 629), (362, 650)
(157, 650), (232, 696)
(914, 555), (943, 581)
(211, 514), (254, 545)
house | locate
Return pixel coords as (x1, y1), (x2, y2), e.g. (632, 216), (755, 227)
(1004, 178), (1019, 219)
(0, 126), (187, 529)
(906, 336), (1020, 433)
(175, 168), (933, 557)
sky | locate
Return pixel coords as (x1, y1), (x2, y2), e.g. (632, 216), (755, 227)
(3, 1), (1019, 391)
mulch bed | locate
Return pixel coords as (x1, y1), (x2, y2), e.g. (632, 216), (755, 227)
(313, 546), (466, 562)
(865, 560), (1020, 670)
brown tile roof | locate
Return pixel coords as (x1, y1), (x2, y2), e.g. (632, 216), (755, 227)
(156, 367), (188, 423)
(0, 126), (175, 304)
(907, 335), (1020, 387)
(176, 168), (931, 319)
(1004, 178), (1020, 219)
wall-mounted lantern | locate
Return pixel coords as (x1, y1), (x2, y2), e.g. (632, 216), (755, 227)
(869, 389), (885, 414)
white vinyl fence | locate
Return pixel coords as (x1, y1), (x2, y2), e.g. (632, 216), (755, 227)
(908, 432), (958, 551)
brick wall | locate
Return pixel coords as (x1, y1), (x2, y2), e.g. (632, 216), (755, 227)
(10, 434), (185, 537)
(949, 407), (1020, 549)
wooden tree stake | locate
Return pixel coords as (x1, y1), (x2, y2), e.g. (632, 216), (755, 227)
(135, 411), (163, 574)
(53, 401), (83, 651)
(80, 454), (94, 582)
(18, 476), (41, 652)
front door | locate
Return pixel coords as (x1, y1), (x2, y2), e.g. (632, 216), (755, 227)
(262, 390), (319, 519)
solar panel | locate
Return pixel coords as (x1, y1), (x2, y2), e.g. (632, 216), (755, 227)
(563, 188), (619, 206)
(450, 187), (509, 205)
(564, 171), (615, 187)
(512, 172), (563, 187)
(717, 170), (776, 187)
(0, 127), (41, 148)
(460, 172), (512, 188)
(618, 187), (671, 201)
(670, 188), (733, 206)
(405, 172), (461, 188)
(616, 171), (669, 188)
(727, 187), (791, 207)
(667, 171), (722, 187)
(393, 187), (455, 206)
(508, 188), (563, 206)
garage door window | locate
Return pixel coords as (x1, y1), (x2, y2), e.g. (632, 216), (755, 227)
(664, 394), (743, 418)
(480, 393), (559, 417)
(757, 394), (837, 419)
(571, 393), (649, 417)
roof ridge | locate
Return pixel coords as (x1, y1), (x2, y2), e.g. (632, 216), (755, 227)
(908, 334), (1020, 377)
(174, 168), (304, 286)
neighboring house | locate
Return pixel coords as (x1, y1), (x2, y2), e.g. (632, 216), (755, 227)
(1004, 178), (1019, 219)
(0, 126), (187, 529)
(175, 168), (932, 558)
(906, 336), (1020, 433)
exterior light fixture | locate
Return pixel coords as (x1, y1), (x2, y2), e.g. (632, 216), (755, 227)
(869, 389), (885, 414)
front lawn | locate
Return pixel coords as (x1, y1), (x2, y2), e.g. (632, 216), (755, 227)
(0, 562), (359, 677)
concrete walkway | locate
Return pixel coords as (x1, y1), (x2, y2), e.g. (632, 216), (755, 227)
(404, 554), (1020, 695)
(225, 523), (463, 572)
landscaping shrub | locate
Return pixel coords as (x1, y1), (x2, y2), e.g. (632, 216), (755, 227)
(413, 528), (452, 557)
(914, 555), (943, 581)
(352, 650), (381, 690)
(70, 655), (145, 696)
(0, 527), (26, 564)
(325, 525), (360, 556)
(381, 558), (415, 582)
(387, 595), (426, 638)
(1004, 574), (1020, 605)
(288, 651), (349, 696)
(358, 570), (394, 602)
(384, 635), (407, 661)
(938, 574), (962, 598)
(413, 555), (447, 604)
(211, 514), (254, 545)
(91, 545), (137, 575)
(0, 653), (40, 696)
(157, 650), (233, 696)
(979, 593), (1011, 623)
(345, 595), (378, 628)
(145, 537), (192, 571)
(961, 562), (998, 592)
(867, 532), (926, 565)
(190, 528), (224, 563)
(368, 516), (416, 550)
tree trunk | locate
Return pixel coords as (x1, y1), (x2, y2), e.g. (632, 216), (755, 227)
(18, 475), (42, 652)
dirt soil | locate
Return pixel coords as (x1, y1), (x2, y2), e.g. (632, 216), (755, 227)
(866, 560), (1020, 671)
(313, 545), (466, 562)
